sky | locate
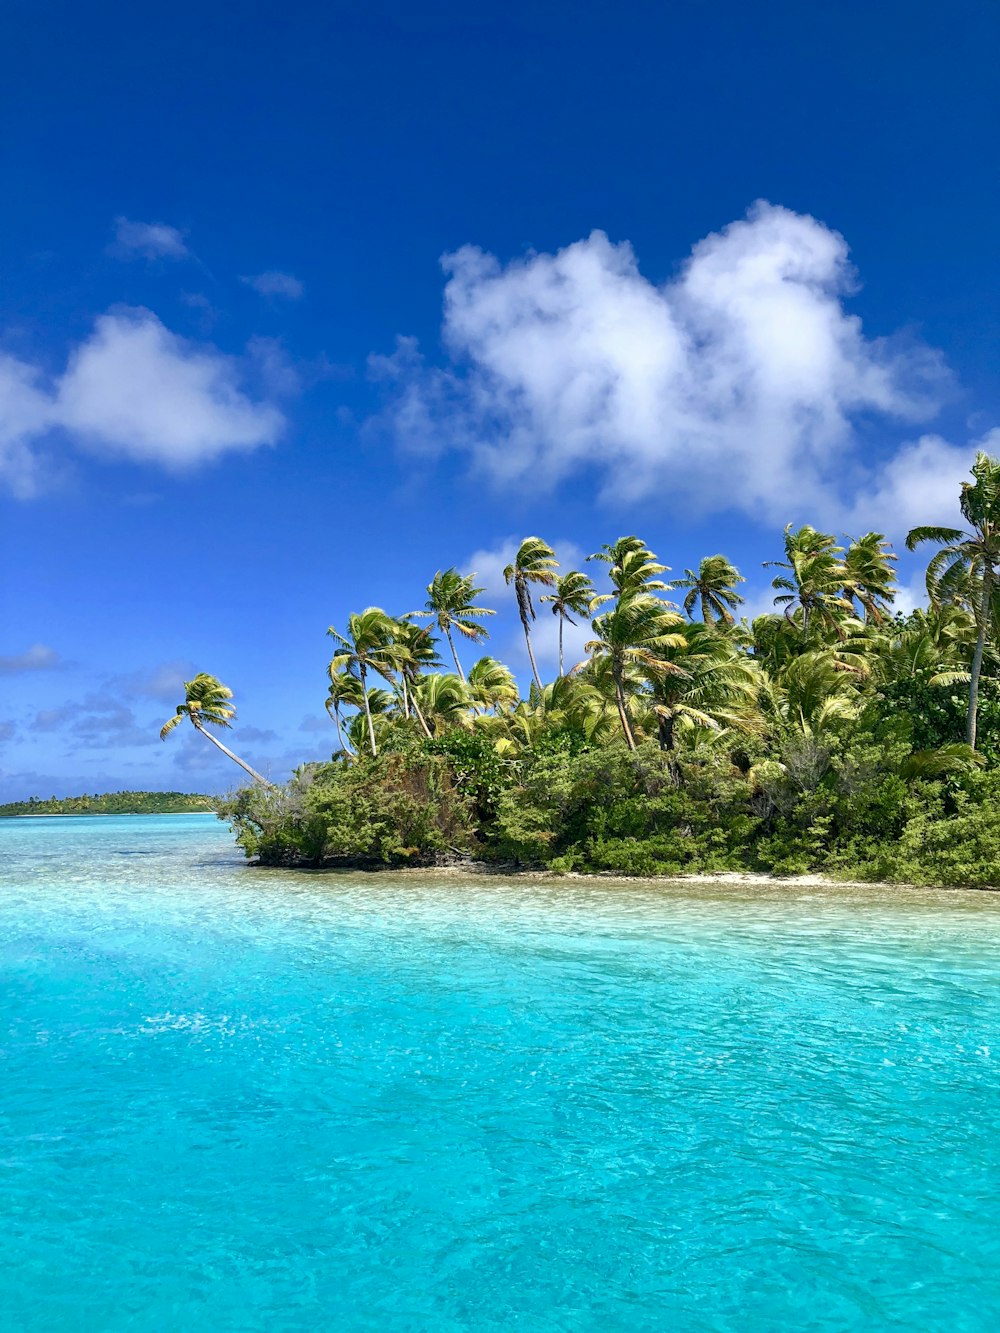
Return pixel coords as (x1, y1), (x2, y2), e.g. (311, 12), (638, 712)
(1, 0), (998, 799)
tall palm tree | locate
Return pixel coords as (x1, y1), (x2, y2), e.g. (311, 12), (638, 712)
(841, 533), (897, 624)
(503, 537), (559, 690)
(325, 667), (364, 756)
(586, 596), (687, 749)
(327, 608), (402, 756)
(765, 524), (853, 637)
(907, 450), (1000, 748)
(673, 554), (746, 625)
(540, 569), (595, 675)
(419, 569), (495, 682)
(160, 673), (272, 787)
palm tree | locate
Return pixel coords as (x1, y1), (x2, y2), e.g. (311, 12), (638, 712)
(585, 596), (687, 749)
(841, 533), (897, 624)
(907, 450), (1000, 748)
(763, 650), (863, 739)
(540, 569), (595, 675)
(673, 555), (745, 625)
(588, 536), (671, 607)
(765, 525), (853, 637)
(644, 624), (759, 752)
(327, 608), (402, 756)
(412, 672), (473, 734)
(420, 569), (495, 682)
(345, 687), (395, 754)
(390, 616), (440, 739)
(503, 537), (559, 690)
(467, 656), (519, 713)
(160, 673), (272, 787)
(325, 667), (364, 756)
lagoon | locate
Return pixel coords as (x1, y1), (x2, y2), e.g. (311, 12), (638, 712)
(1, 813), (998, 1329)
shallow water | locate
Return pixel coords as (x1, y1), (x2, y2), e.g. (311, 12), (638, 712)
(1, 814), (999, 1330)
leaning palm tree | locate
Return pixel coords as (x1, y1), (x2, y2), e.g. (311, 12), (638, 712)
(841, 533), (897, 624)
(504, 537), (559, 690)
(419, 569), (495, 682)
(327, 608), (402, 756)
(540, 569), (595, 675)
(585, 596), (687, 749)
(325, 667), (364, 756)
(907, 450), (1000, 748)
(160, 673), (272, 787)
(673, 555), (746, 625)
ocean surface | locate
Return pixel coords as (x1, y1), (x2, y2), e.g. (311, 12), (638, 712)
(1, 813), (998, 1330)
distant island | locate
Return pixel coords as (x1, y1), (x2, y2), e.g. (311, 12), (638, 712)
(0, 791), (216, 817)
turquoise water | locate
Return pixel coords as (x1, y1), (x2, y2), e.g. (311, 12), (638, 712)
(1, 816), (999, 1330)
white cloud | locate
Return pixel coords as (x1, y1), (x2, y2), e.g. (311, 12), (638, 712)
(112, 217), (189, 261)
(0, 310), (285, 490)
(0, 356), (53, 498)
(372, 201), (949, 522)
(56, 311), (284, 468)
(0, 643), (62, 673)
(846, 430), (999, 535)
(241, 271), (304, 300)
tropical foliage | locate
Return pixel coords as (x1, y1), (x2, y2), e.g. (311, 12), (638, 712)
(210, 454), (1000, 886)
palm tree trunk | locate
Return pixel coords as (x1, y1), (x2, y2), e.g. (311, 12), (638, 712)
(194, 721), (273, 787)
(967, 570), (993, 749)
(445, 628), (466, 682)
(612, 660), (636, 751)
(558, 616), (564, 677)
(332, 707), (351, 757)
(360, 664), (377, 756)
(408, 680), (434, 740)
(522, 612), (543, 691)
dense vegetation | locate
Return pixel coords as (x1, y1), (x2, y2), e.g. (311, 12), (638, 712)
(0, 791), (214, 817)
(208, 453), (1000, 887)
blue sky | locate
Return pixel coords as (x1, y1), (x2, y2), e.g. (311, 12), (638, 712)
(1, 0), (998, 799)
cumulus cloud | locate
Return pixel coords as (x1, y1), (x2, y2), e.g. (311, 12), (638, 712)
(112, 217), (189, 261)
(0, 643), (62, 672)
(241, 271), (304, 300)
(56, 310), (284, 467)
(846, 429), (1000, 534)
(0, 310), (285, 491)
(371, 201), (951, 523)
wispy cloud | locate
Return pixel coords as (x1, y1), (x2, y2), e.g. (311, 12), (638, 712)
(371, 201), (957, 527)
(0, 643), (62, 673)
(112, 217), (189, 261)
(240, 270), (304, 300)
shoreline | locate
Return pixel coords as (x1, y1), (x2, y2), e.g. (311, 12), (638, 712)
(247, 858), (1000, 894)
